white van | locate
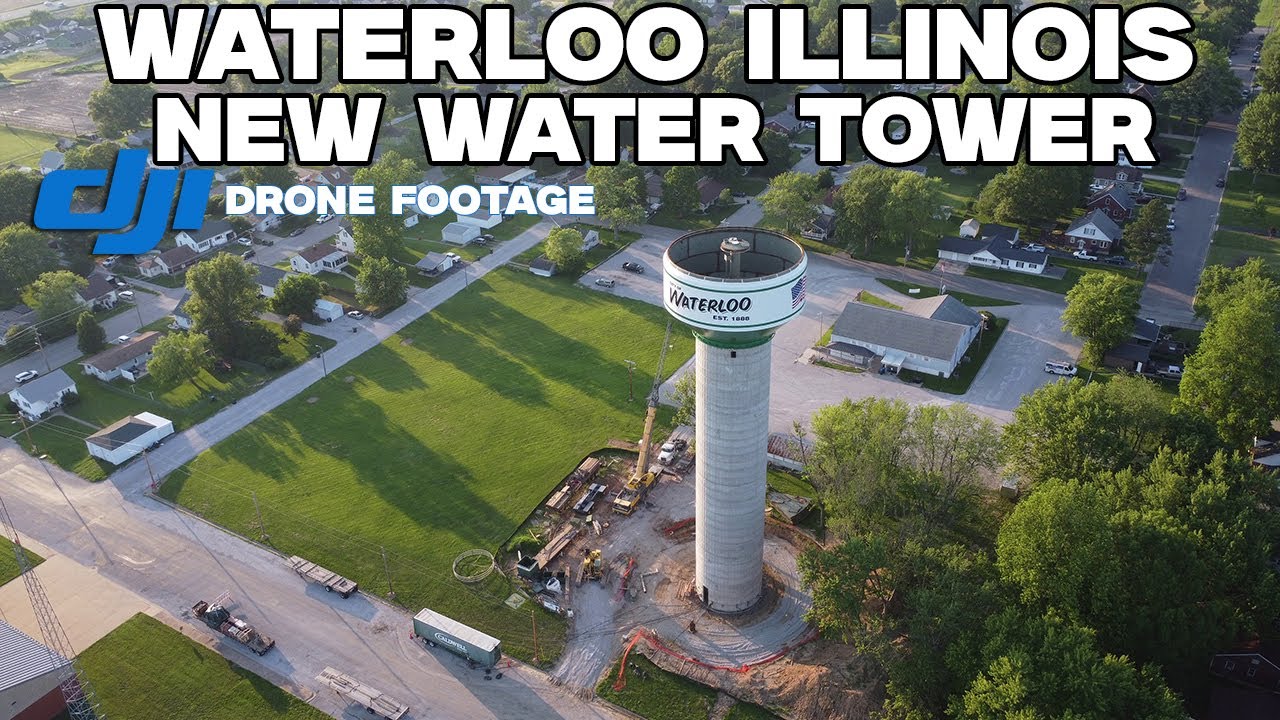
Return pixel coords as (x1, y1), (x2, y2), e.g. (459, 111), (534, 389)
(1044, 361), (1077, 376)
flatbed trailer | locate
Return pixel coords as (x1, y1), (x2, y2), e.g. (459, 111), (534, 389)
(192, 600), (275, 656)
(316, 667), (409, 720)
(288, 556), (358, 598)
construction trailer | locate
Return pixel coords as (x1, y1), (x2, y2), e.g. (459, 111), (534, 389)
(288, 556), (358, 598)
(191, 600), (275, 656)
(412, 608), (503, 667)
(316, 667), (409, 720)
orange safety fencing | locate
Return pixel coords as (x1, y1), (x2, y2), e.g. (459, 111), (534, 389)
(612, 626), (820, 690)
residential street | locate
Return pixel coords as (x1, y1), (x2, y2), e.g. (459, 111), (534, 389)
(0, 220), (633, 720)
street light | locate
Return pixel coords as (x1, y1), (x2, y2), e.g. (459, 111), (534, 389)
(313, 344), (327, 377)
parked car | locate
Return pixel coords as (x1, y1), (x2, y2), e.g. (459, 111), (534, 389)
(118, 290), (134, 300)
(288, 227), (306, 237)
(1073, 250), (1098, 261)
(595, 278), (616, 288)
(14, 370), (38, 384)
(444, 252), (461, 262)
(241, 249), (256, 259)
(113, 280), (129, 289)
(1160, 365), (1183, 378)
(237, 237), (252, 246)
(1023, 243), (1046, 252)
(1044, 361), (1078, 376)
(1102, 255), (1129, 267)
(1166, 220), (1176, 231)
(1216, 176), (1226, 188)
(347, 310), (364, 319)
(316, 214), (334, 224)
(622, 262), (644, 274)
(115, 335), (131, 344)
(1176, 187), (1187, 200)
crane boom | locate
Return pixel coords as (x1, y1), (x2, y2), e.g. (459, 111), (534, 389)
(0, 490), (104, 720)
(634, 321), (673, 475)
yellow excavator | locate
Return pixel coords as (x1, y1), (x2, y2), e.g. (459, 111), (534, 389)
(613, 321), (673, 516)
(579, 549), (603, 584)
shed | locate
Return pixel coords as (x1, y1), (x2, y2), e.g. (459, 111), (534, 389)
(529, 256), (556, 277)
(85, 412), (174, 465)
(0, 620), (70, 720)
(441, 222), (480, 246)
(415, 252), (454, 275)
(314, 299), (343, 322)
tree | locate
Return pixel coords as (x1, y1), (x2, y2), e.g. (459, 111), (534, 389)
(351, 150), (419, 258)
(270, 274), (323, 320)
(240, 164), (300, 191)
(0, 170), (41, 228)
(356, 256), (408, 310)
(21, 270), (87, 336)
(1124, 200), (1171, 269)
(1061, 273), (1140, 365)
(672, 372), (696, 427)
(1177, 287), (1280, 448)
(1257, 35), (1280, 93)
(184, 254), (264, 357)
(283, 314), (303, 337)
(75, 311), (105, 355)
(834, 165), (896, 254)
(712, 49), (746, 93)
(976, 161), (1090, 226)
(544, 227), (586, 275)
(587, 163), (646, 243)
(1194, 257), (1280, 319)
(0, 223), (59, 305)
(662, 165), (699, 217)
(1159, 40), (1242, 123)
(1235, 93), (1280, 178)
(87, 80), (153, 137)
(147, 332), (212, 387)
(759, 171), (818, 231)
(1001, 376), (1172, 486)
(759, 129), (792, 172)
(885, 172), (944, 257)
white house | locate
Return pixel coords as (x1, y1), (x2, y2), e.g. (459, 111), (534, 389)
(442, 222), (481, 245)
(580, 229), (601, 253)
(334, 223), (356, 253)
(39, 150), (64, 175)
(415, 252), (455, 276)
(937, 236), (1047, 275)
(138, 245), (199, 277)
(529, 256), (556, 277)
(290, 243), (348, 275)
(403, 206), (421, 228)
(1064, 209), (1123, 255)
(314, 298), (343, 322)
(456, 207), (503, 230)
(76, 274), (117, 311)
(829, 296), (983, 378)
(254, 264), (288, 298)
(80, 331), (161, 382)
(246, 210), (282, 233)
(85, 412), (174, 465)
(172, 293), (192, 330)
(175, 219), (235, 253)
(7, 369), (77, 420)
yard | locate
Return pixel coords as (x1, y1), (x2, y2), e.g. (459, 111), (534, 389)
(77, 614), (329, 720)
(0, 124), (57, 166)
(875, 278), (1019, 307)
(651, 203), (736, 230)
(900, 316), (1008, 395)
(513, 224), (638, 273)
(966, 258), (1141, 295)
(1207, 229), (1280, 271)
(1219, 171), (1280, 232)
(0, 535), (43, 586)
(596, 655), (718, 720)
(159, 269), (695, 664)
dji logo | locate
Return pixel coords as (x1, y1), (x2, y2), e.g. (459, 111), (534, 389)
(33, 149), (214, 255)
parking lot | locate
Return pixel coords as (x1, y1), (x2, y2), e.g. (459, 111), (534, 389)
(584, 236), (1082, 429)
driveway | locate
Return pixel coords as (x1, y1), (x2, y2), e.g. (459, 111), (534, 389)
(1138, 26), (1269, 327)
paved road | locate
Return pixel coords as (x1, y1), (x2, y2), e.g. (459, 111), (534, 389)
(0, 221), (631, 719)
(0, 278), (182, 395)
(1138, 27), (1269, 327)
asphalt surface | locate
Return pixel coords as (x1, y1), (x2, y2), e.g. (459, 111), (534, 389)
(1138, 27), (1270, 327)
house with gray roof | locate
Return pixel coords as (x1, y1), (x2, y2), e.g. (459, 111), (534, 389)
(1064, 209), (1122, 255)
(0, 619), (71, 719)
(253, 264), (288, 298)
(1086, 183), (1136, 223)
(829, 296), (983, 378)
(85, 411), (174, 465)
(173, 292), (192, 329)
(7, 368), (77, 419)
(175, 218), (235, 253)
(938, 235), (1047, 275)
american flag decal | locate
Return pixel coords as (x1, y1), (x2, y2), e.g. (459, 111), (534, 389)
(791, 276), (806, 308)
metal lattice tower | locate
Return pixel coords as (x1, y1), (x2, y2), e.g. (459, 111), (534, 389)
(0, 492), (104, 720)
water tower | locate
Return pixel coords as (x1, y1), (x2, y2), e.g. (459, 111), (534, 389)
(662, 228), (807, 613)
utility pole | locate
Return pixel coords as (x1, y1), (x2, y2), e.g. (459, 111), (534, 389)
(142, 450), (157, 492)
(531, 608), (540, 665)
(624, 360), (636, 401)
(313, 345), (327, 377)
(381, 546), (395, 600)
(17, 411), (35, 451)
(32, 329), (52, 373)
(133, 297), (144, 328)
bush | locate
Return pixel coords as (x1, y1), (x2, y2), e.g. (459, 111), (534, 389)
(263, 356), (289, 370)
(5, 400), (18, 414)
(233, 323), (283, 363)
(61, 392), (80, 407)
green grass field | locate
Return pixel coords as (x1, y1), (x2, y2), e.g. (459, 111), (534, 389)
(875, 278), (1019, 307)
(1143, 178), (1182, 198)
(725, 701), (784, 720)
(0, 125), (57, 166)
(966, 258), (1141, 295)
(858, 291), (901, 310)
(513, 225), (638, 273)
(77, 614), (328, 720)
(160, 269), (694, 663)
(651, 203), (736, 230)
(0, 535), (43, 586)
(597, 655), (718, 720)
(1220, 171), (1280, 231)
(899, 316), (1009, 395)
(0, 50), (77, 78)
(16, 416), (111, 482)
(1208, 229), (1280, 271)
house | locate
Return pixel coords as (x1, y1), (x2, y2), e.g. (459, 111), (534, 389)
(334, 222), (356, 253)
(76, 273), (117, 310)
(175, 218), (235, 253)
(455, 206), (503, 230)
(473, 164), (531, 185)
(172, 292), (192, 329)
(125, 128), (153, 147)
(0, 619), (71, 720)
(1094, 165), (1144, 195)
(80, 331), (161, 382)
(580, 229), (600, 253)
(801, 214), (835, 242)
(39, 150), (63, 175)
(85, 412), (174, 465)
(403, 206), (421, 229)
(246, 210), (282, 233)
(1131, 317), (1161, 345)
(290, 243), (348, 275)
(1104, 341), (1152, 372)
(829, 296), (983, 378)
(957, 220), (1019, 244)
(138, 245), (199, 277)
(937, 236), (1048, 275)
(1086, 183), (1136, 223)
(415, 252), (455, 276)
(313, 298), (343, 322)
(254, 264), (288, 298)
(696, 177), (728, 212)
(7, 369), (77, 420)
(1064, 209), (1122, 254)
(214, 166), (241, 183)
(1206, 641), (1280, 720)
(764, 113), (803, 136)
(529, 256), (556, 277)
(316, 166), (354, 186)
(0, 305), (34, 346)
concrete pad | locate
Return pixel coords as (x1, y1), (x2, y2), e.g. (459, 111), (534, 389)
(0, 554), (154, 654)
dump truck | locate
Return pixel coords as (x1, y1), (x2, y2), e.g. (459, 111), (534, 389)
(412, 608), (502, 667)
(288, 556), (358, 598)
(192, 600), (275, 656)
(612, 471), (656, 516)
